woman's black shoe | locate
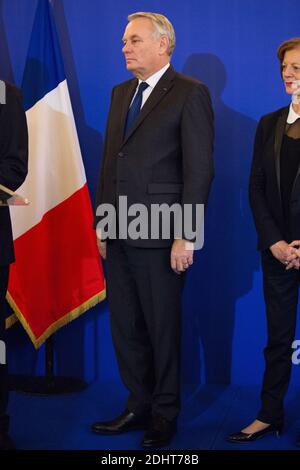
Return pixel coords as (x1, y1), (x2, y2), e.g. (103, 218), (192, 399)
(226, 423), (283, 443)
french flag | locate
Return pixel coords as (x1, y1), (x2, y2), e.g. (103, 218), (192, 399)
(7, 0), (105, 348)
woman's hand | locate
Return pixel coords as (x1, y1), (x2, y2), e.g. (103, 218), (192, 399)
(285, 240), (300, 270)
(270, 240), (298, 266)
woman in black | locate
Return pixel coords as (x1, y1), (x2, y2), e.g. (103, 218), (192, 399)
(227, 38), (300, 445)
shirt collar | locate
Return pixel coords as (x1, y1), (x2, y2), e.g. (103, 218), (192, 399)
(287, 103), (300, 124)
(138, 63), (170, 89)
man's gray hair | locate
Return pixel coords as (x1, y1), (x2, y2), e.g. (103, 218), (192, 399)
(127, 12), (176, 56)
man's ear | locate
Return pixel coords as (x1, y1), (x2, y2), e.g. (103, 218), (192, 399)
(159, 35), (169, 55)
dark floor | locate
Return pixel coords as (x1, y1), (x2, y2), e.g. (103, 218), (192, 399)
(7, 382), (300, 450)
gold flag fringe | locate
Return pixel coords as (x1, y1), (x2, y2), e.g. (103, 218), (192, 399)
(5, 313), (19, 329)
(5, 289), (106, 349)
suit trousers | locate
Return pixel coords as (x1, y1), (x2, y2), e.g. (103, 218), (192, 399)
(106, 239), (185, 422)
(0, 265), (9, 421)
(257, 249), (300, 425)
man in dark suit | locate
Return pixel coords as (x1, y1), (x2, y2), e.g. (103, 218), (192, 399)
(92, 12), (214, 448)
(0, 81), (28, 450)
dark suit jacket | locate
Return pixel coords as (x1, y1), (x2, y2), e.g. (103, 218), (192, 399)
(0, 82), (28, 266)
(95, 65), (214, 247)
(249, 105), (300, 251)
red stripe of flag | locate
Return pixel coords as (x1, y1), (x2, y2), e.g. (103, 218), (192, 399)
(8, 184), (105, 344)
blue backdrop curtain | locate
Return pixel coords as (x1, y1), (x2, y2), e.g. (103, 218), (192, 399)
(1, 0), (300, 387)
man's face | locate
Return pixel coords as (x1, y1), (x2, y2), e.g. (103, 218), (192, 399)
(122, 18), (164, 79)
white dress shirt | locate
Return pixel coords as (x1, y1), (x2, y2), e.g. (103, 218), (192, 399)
(130, 63), (170, 109)
(287, 103), (300, 124)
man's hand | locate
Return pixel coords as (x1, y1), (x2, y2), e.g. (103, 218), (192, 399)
(171, 239), (194, 274)
(97, 237), (107, 260)
(270, 240), (297, 268)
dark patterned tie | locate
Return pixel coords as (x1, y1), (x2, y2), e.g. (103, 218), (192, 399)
(124, 81), (149, 137)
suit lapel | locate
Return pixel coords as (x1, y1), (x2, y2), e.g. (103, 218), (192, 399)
(274, 107), (289, 200)
(122, 66), (176, 145)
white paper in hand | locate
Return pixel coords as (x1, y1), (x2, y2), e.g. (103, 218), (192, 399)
(0, 183), (29, 206)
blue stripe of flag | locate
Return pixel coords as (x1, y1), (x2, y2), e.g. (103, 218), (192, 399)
(22, 0), (65, 112)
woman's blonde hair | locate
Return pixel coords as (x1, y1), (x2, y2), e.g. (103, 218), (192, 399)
(277, 37), (300, 63)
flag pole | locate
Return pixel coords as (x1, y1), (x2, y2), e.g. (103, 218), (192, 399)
(8, 0), (105, 395)
(10, 336), (87, 395)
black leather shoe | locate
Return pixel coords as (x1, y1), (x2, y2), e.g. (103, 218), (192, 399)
(91, 409), (150, 435)
(226, 423), (283, 443)
(142, 415), (176, 448)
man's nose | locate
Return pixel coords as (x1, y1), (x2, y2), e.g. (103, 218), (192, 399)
(122, 42), (130, 53)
